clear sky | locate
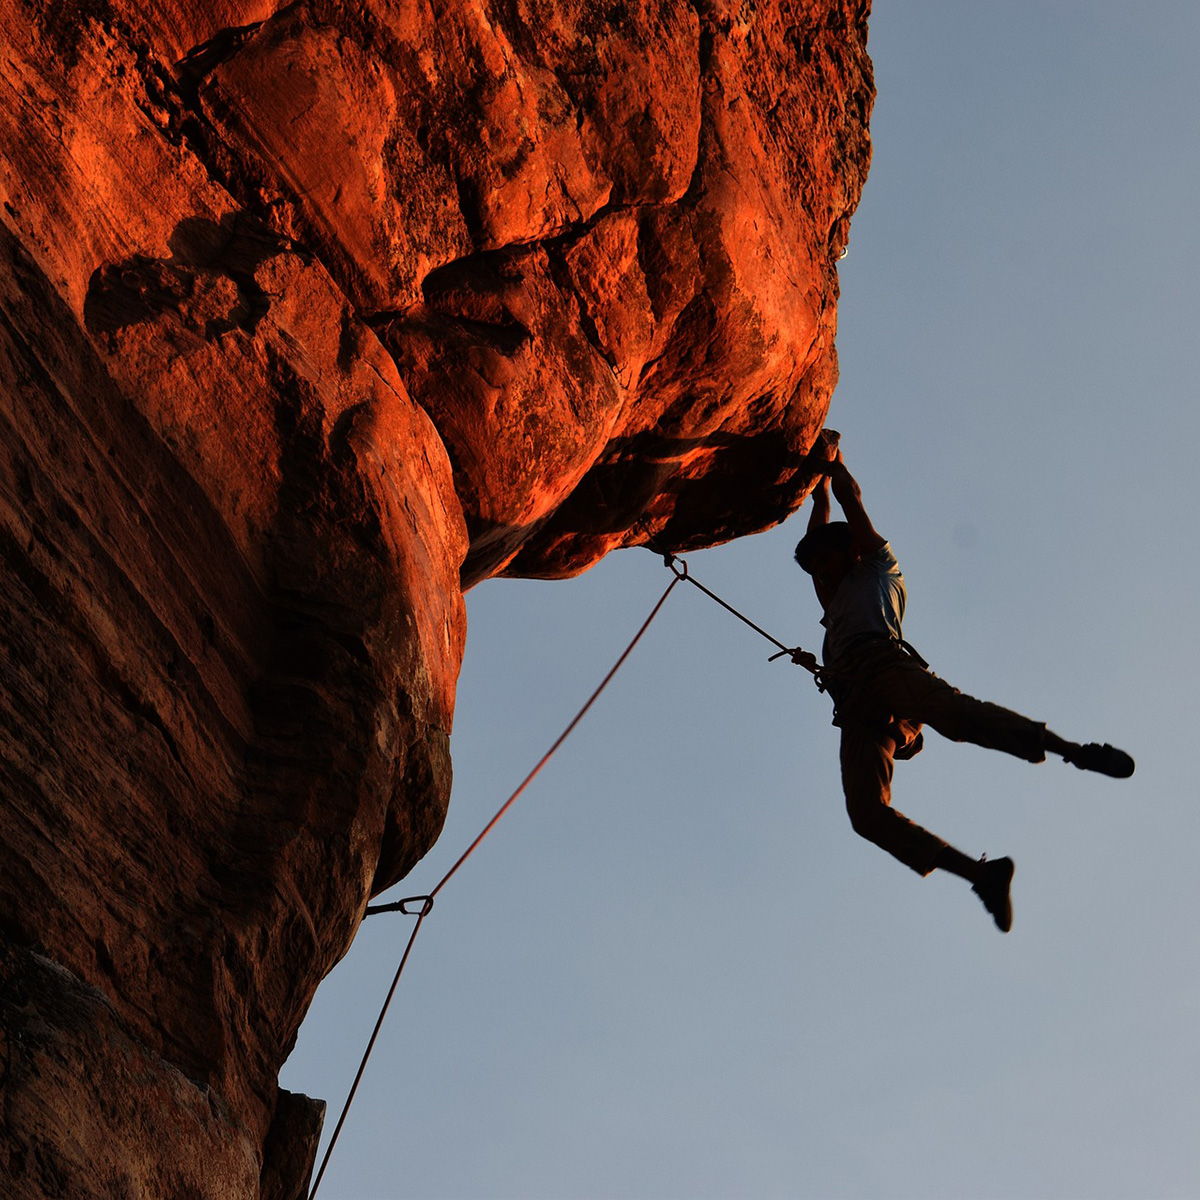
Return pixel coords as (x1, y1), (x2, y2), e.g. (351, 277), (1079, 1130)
(282, 4), (1200, 1197)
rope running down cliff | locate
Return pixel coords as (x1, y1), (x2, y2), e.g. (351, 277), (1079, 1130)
(308, 552), (822, 1199)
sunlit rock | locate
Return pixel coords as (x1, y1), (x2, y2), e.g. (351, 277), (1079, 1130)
(0, 0), (873, 1192)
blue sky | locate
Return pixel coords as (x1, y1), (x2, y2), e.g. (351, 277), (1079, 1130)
(283, 4), (1200, 1197)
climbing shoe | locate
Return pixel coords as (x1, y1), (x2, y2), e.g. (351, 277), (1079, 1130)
(1063, 742), (1135, 778)
(972, 856), (1015, 933)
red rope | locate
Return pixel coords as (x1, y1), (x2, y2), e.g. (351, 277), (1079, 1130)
(308, 573), (681, 1198)
(429, 573), (681, 900)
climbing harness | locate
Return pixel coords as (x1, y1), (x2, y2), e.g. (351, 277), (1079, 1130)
(308, 547), (822, 1198)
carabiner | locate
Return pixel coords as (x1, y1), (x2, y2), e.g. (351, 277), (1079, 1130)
(365, 894), (435, 918)
(663, 552), (689, 581)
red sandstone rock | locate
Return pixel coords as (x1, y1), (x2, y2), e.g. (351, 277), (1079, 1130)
(0, 0), (873, 1193)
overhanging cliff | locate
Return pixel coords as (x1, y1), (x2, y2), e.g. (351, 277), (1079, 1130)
(0, 1), (873, 1194)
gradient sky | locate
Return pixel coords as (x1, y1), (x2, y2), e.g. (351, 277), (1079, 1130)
(282, 4), (1200, 1197)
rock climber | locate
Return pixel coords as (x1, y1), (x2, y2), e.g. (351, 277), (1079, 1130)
(791, 442), (1134, 932)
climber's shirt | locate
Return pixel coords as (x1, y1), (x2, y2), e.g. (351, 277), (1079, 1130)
(820, 542), (906, 669)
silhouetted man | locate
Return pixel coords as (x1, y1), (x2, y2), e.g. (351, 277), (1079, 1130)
(792, 445), (1134, 931)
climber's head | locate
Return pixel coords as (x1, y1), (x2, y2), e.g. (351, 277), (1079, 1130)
(794, 522), (856, 590)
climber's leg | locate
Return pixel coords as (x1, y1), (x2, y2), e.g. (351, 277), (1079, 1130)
(865, 652), (1047, 763)
(839, 719), (1015, 930)
(839, 722), (947, 876)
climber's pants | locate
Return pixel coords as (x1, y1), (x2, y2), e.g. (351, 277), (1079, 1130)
(835, 645), (1047, 876)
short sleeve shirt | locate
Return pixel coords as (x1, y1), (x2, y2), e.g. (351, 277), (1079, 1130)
(820, 543), (907, 666)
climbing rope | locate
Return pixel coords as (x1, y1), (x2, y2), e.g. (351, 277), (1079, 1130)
(309, 572), (681, 1199)
(649, 545), (826, 689)
(308, 546), (821, 1198)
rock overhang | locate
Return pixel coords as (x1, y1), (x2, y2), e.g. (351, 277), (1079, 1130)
(0, 1), (873, 1193)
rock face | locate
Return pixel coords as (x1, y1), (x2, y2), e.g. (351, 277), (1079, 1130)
(0, 0), (873, 1195)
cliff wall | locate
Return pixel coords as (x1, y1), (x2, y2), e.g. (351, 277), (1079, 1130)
(0, 1), (873, 1194)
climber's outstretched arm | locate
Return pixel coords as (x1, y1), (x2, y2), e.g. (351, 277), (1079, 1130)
(807, 472), (831, 532)
(828, 451), (886, 557)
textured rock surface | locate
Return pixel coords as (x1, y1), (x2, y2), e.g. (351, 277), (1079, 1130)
(0, 0), (872, 1193)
